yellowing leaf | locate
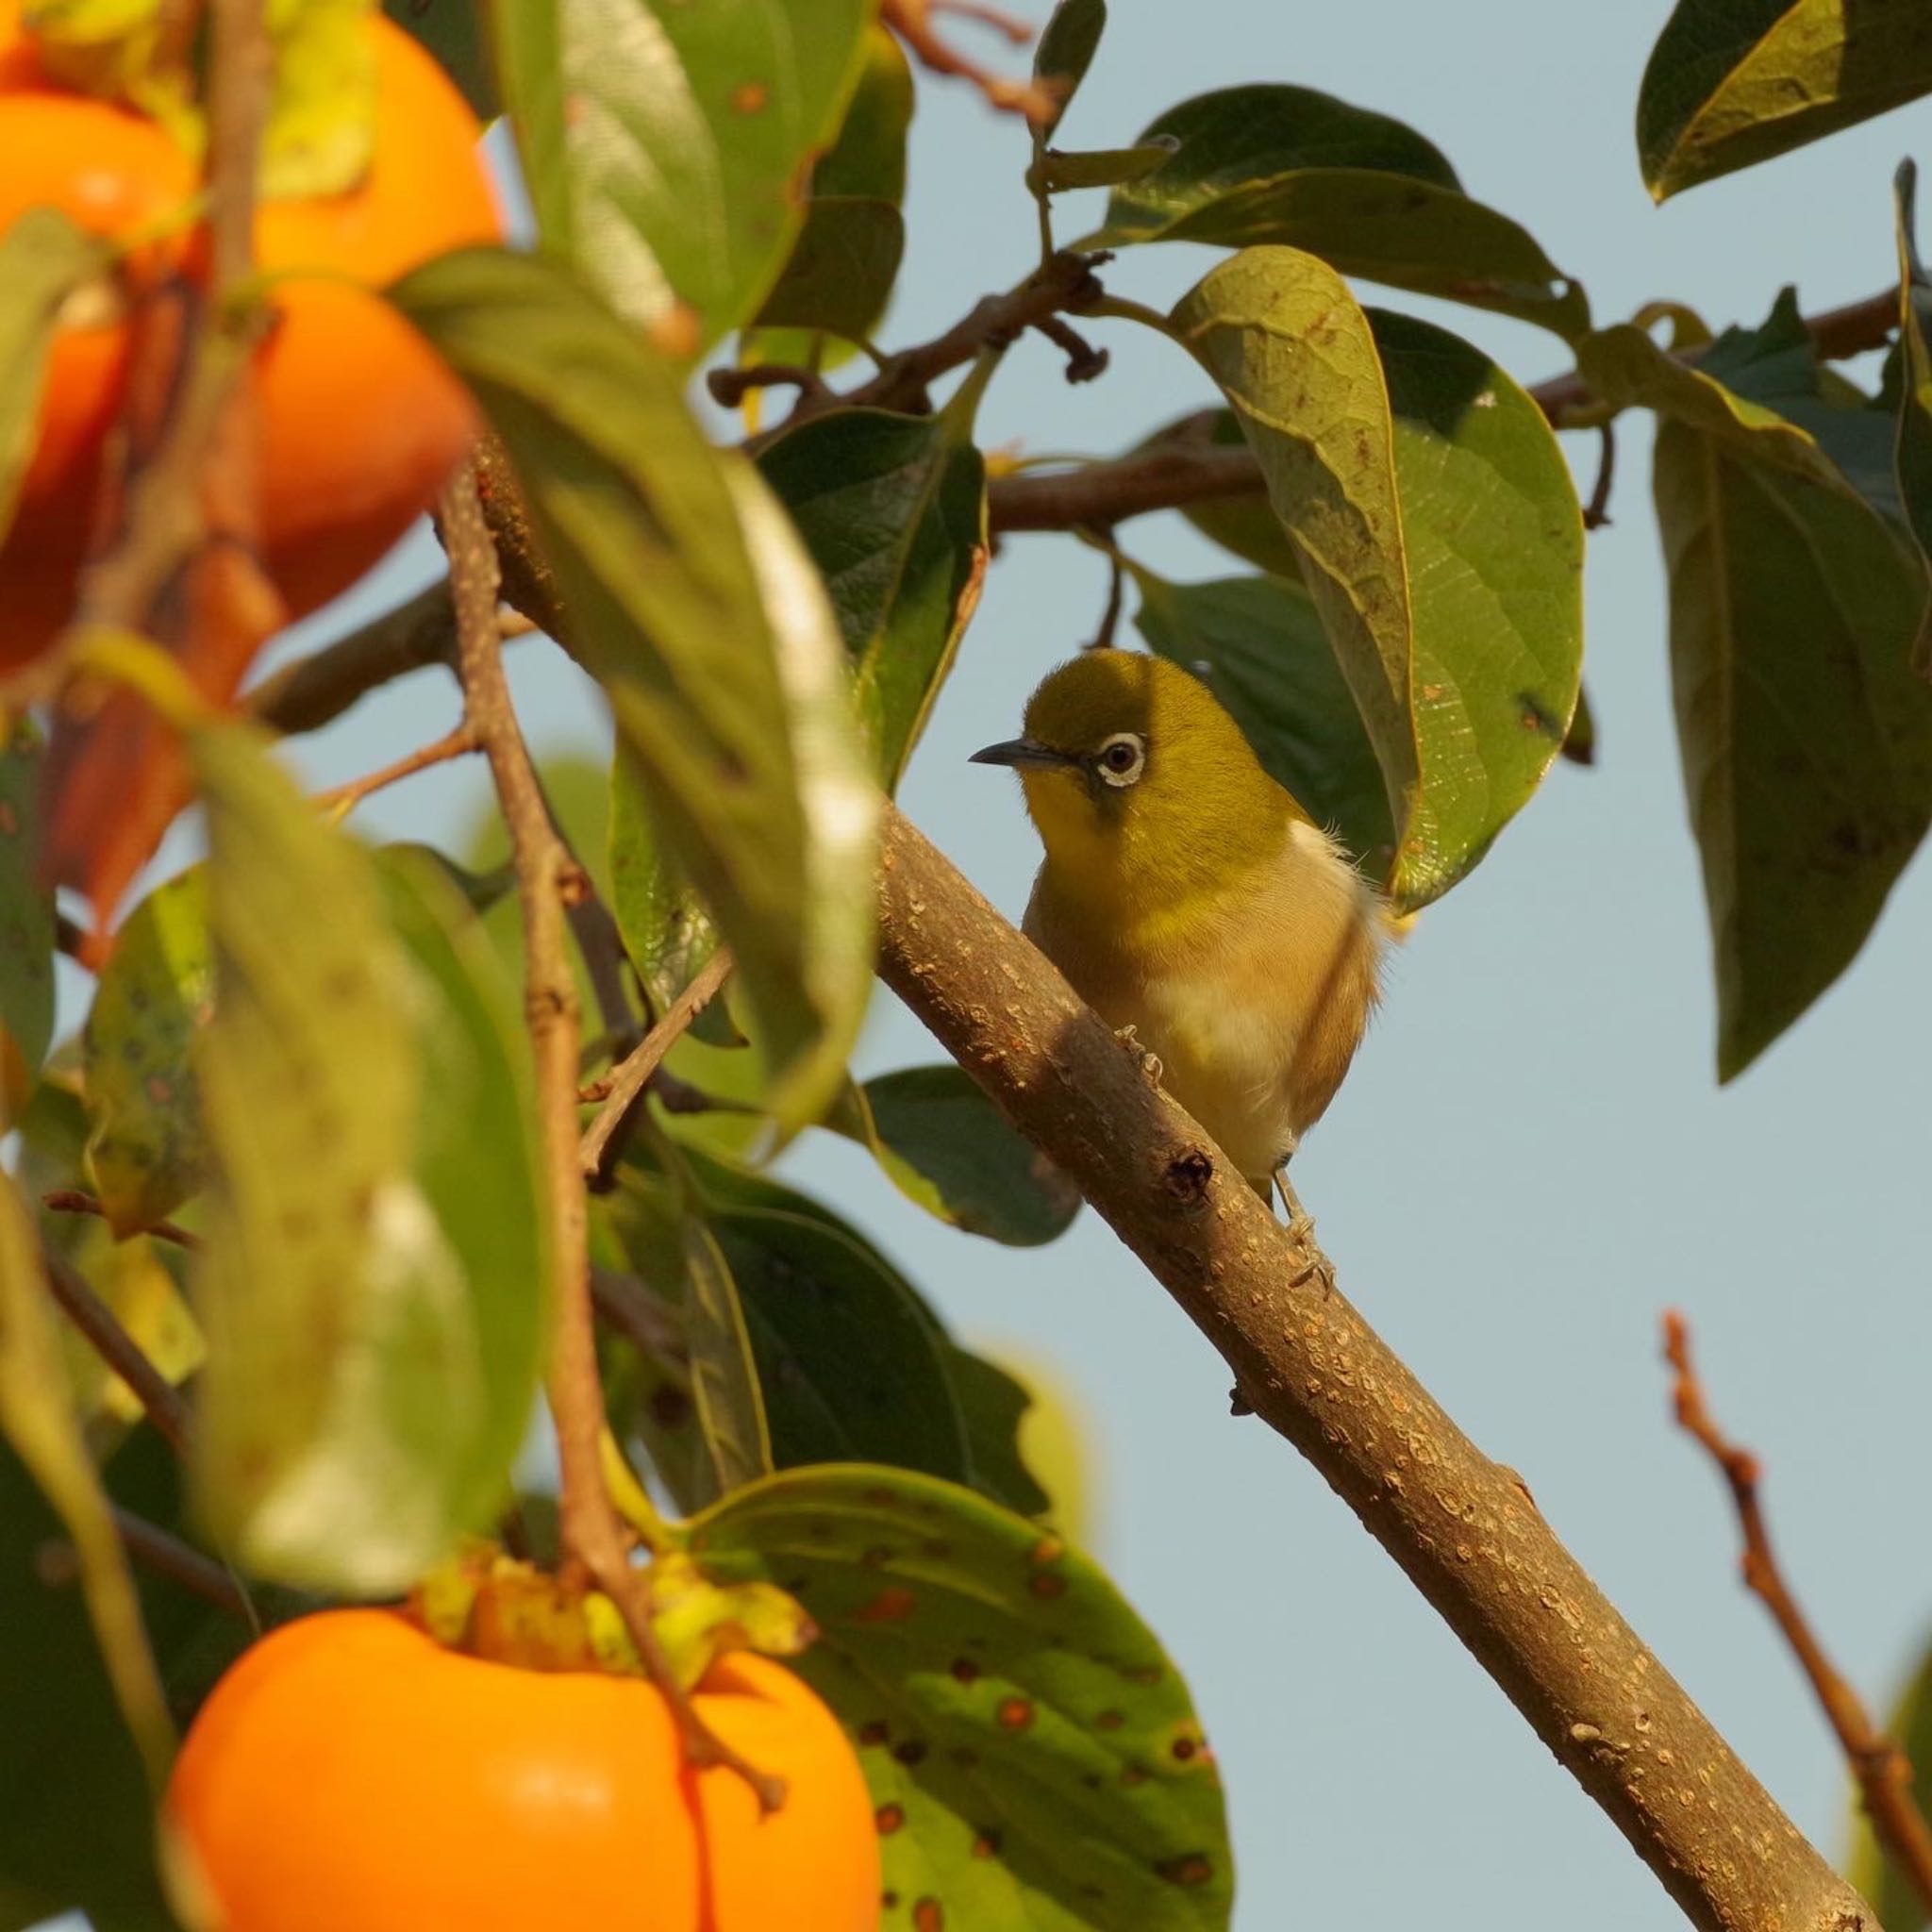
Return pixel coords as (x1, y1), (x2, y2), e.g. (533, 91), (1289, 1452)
(1639, 0), (1932, 200)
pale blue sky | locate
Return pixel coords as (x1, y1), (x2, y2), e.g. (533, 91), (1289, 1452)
(41, 4), (1932, 1927)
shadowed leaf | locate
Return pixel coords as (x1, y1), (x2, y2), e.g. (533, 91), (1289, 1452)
(1894, 160), (1932, 671)
(1653, 415), (1932, 1078)
(382, 0), (498, 117)
(1088, 85), (1586, 340)
(758, 403), (987, 791)
(1033, 0), (1106, 138)
(827, 1063), (1082, 1246)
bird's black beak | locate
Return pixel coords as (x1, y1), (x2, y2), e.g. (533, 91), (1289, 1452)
(970, 738), (1078, 771)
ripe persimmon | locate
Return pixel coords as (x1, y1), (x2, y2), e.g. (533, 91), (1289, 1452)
(0, 4), (500, 672)
(166, 1608), (883, 1932)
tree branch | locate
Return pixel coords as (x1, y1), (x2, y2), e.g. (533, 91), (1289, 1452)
(441, 468), (780, 1812)
(1664, 1311), (1932, 1915)
(42, 1250), (192, 1457)
(247, 580), (458, 733)
(113, 1507), (252, 1620)
(42, 1190), (202, 1252)
(988, 283), (1901, 536)
(872, 800), (1874, 1932)
(579, 948), (733, 1187)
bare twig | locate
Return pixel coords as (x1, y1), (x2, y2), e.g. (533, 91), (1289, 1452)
(706, 363), (833, 411)
(882, 0), (1057, 123)
(1663, 1311), (1932, 1913)
(871, 800), (1873, 1932)
(1584, 424), (1616, 531)
(248, 581), (459, 731)
(42, 1250), (192, 1457)
(1033, 313), (1109, 384)
(590, 1268), (688, 1363)
(42, 1191), (202, 1253)
(315, 721), (481, 817)
(579, 948), (734, 1187)
(441, 469), (780, 1812)
(1085, 544), (1124, 651)
(113, 1507), (252, 1620)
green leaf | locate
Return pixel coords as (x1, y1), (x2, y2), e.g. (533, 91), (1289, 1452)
(758, 403), (988, 791)
(1637, 0), (1932, 201)
(82, 870), (212, 1236)
(1130, 570), (1395, 883)
(603, 1171), (772, 1501)
(689, 1465), (1231, 1932)
(751, 196), (906, 341)
(382, 0), (499, 118)
(1170, 247), (1415, 882)
(375, 848), (551, 1524)
(828, 1063), (1081, 1247)
(0, 208), (102, 542)
(1654, 416), (1932, 1078)
(1171, 255), (1582, 908)
(0, 719), (53, 1120)
(740, 24), (913, 378)
(0, 1179), (174, 1831)
(1577, 302), (1868, 500)
(607, 745), (739, 1046)
(1086, 85), (1587, 341)
(1369, 307), (1585, 898)
(1033, 0), (1106, 138)
(1847, 1639), (1932, 1932)
(816, 22), (914, 202)
(1894, 160), (1932, 672)
(393, 246), (878, 1134)
(1031, 139), (1177, 194)
(490, 0), (874, 358)
(188, 721), (542, 1592)
(940, 1343), (1051, 1520)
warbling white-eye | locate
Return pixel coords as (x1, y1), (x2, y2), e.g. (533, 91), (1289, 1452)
(973, 649), (1390, 1232)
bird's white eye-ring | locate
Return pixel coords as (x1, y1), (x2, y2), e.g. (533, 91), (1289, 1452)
(1095, 731), (1146, 787)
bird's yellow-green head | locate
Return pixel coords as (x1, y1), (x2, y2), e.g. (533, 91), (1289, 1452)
(972, 649), (1297, 914)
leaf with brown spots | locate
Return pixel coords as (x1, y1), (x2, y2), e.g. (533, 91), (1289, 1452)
(687, 1464), (1230, 1931)
(81, 869), (213, 1235)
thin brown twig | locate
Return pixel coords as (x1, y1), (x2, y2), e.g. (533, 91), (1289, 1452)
(882, 0), (1057, 124)
(579, 948), (734, 1187)
(933, 0), (1033, 43)
(1583, 423), (1616, 531)
(1662, 1310), (1932, 1914)
(706, 363), (833, 411)
(42, 1250), (192, 1457)
(441, 468), (781, 1812)
(113, 1507), (253, 1620)
(42, 1190), (203, 1252)
(248, 581), (458, 731)
(314, 721), (481, 816)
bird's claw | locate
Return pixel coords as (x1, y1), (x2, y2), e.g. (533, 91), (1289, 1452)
(1113, 1024), (1163, 1088)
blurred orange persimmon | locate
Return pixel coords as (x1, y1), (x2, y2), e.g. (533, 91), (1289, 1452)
(165, 1608), (884, 1932)
(0, 3), (499, 671)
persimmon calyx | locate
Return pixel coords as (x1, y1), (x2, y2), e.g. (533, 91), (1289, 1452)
(407, 1544), (816, 1693)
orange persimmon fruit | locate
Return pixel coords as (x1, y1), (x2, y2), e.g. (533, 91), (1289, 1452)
(165, 1608), (884, 1932)
(0, 1), (500, 668)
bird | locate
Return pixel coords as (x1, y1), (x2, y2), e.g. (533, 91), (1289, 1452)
(971, 648), (1391, 1248)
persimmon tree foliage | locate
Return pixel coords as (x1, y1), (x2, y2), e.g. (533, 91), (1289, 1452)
(2, 0), (1932, 1929)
